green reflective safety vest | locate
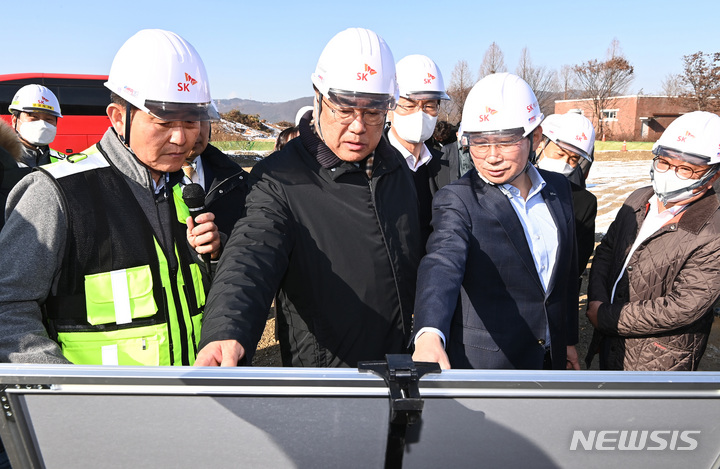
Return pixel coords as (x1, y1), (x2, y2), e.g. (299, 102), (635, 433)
(49, 148), (65, 163)
(40, 145), (205, 366)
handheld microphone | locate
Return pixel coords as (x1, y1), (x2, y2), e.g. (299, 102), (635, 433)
(181, 183), (213, 275)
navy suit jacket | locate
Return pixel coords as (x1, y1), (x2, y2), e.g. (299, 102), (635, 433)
(413, 168), (579, 369)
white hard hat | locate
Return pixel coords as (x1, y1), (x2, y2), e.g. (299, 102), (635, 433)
(9, 84), (62, 118)
(395, 54), (449, 101)
(542, 113), (595, 162)
(311, 28), (398, 110)
(295, 105), (313, 125)
(461, 73), (543, 137)
(652, 111), (720, 165)
(105, 29), (219, 121)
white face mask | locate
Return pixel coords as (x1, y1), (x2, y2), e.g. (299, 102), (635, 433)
(392, 110), (437, 144)
(537, 156), (574, 176)
(650, 166), (712, 204)
(18, 119), (57, 146)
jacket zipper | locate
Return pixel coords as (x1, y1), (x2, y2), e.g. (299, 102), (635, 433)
(367, 173), (408, 346)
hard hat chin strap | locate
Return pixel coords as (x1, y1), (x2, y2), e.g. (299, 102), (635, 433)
(315, 96), (326, 143)
(504, 138), (534, 185)
(122, 102), (132, 147)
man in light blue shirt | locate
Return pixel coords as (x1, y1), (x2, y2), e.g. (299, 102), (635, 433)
(412, 73), (580, 370)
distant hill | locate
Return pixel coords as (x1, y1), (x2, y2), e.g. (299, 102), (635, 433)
(216, 97), (313, 124)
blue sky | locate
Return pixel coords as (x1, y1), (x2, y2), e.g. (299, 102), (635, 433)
(4, 0), (720, 103)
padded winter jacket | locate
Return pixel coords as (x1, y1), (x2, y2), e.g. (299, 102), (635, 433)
(586, 186), (720, 370)
(199, 121), (422, 367)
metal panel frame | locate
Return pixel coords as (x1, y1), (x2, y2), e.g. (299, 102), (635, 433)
(1, 365), (720, 468)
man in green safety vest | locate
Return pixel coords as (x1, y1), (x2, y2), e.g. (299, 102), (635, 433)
(0, 29), (221, 367)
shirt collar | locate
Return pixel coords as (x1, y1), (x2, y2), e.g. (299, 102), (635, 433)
(388, 131), (433, 172)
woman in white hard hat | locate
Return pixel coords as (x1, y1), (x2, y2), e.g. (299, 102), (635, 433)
(535, 112), (598, 285)
(9, 84), (65, 167)
(412, 73), (580, 371)
(586, 111), (720, 370)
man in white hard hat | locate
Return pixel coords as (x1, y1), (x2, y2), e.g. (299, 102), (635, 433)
(197, 28), (422, 368)
(586, 111), (720, 371)
(0, 29), (220, 366)
(535, 113), (597, 284)
(386, 54), (451, 244)
(412, 73), (580, 370)
(9, 84), (65, 167)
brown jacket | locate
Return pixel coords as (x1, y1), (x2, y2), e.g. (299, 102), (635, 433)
(587, 186), (720, 370)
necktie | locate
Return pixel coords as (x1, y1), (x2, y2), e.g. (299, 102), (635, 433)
(182, 163), (196, 182)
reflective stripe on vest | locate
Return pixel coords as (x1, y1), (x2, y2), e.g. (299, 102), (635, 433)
(49, 148), (66, 163)
(42, 145), (205, 366)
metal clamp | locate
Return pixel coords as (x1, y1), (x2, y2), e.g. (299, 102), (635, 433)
(359, 354), (441, 468)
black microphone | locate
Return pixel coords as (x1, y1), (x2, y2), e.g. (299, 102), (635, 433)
(181, 183), (213, 275)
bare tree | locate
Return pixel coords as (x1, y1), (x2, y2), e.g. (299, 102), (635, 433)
(478, 42), (507, 79)
(573, 40), (634, 138)
(660, 73), (686, 96)
(515, 47), (559, 117)
(442, 59), (475, 124)
(559, 65), (579, 100)
(678, 51), (720, 112)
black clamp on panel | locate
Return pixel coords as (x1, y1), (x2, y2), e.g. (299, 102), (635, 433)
(359, 354), (441, 468)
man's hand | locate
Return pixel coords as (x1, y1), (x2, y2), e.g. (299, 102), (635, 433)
(566, 345), (580, 370)
(194, 340), (245, 366)
(586, 300), (603, 329)
(186, 212), (221, 259)
(412, 332), (451, 370)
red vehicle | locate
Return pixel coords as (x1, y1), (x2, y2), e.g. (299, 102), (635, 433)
(0, 73), (111, 155)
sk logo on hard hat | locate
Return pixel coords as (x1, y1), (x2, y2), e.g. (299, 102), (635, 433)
(677, 130), (695, 143)
(357, 64), (377, 81)
(479, 106), (497, 122)
(185, 73), (198, 86)
(424, 72), (436, 85)
(576, 132), (588, 141)
(178, 73), (198, 92)
(526, 103), (536, 113)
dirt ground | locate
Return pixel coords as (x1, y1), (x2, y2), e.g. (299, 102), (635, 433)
(252, 151), (720, 370)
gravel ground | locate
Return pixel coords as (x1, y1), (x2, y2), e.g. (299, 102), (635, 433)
(252, 153), (720, 370)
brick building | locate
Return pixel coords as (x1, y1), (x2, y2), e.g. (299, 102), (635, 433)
(554, 95), (697, 141)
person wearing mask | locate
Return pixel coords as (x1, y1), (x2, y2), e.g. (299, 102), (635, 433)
(411, 73), (580, 370)
(535, 113), (597, 281)
(386, 54), (451, 245)
(9, 84), (65, 167)
(182, 120), (249, 240)
(0, 29), (221, 366)
(196, 28), (422, 368)
(586, 111), (720, 371)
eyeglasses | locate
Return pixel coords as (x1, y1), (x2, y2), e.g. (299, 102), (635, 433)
(395, 99), (440, 117)
(652, 156), (708, 180)
(322, 98), (387, 126)
(465, 133), (527, 157)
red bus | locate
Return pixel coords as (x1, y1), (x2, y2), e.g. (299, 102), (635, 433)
(0, 73), (111, 155)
